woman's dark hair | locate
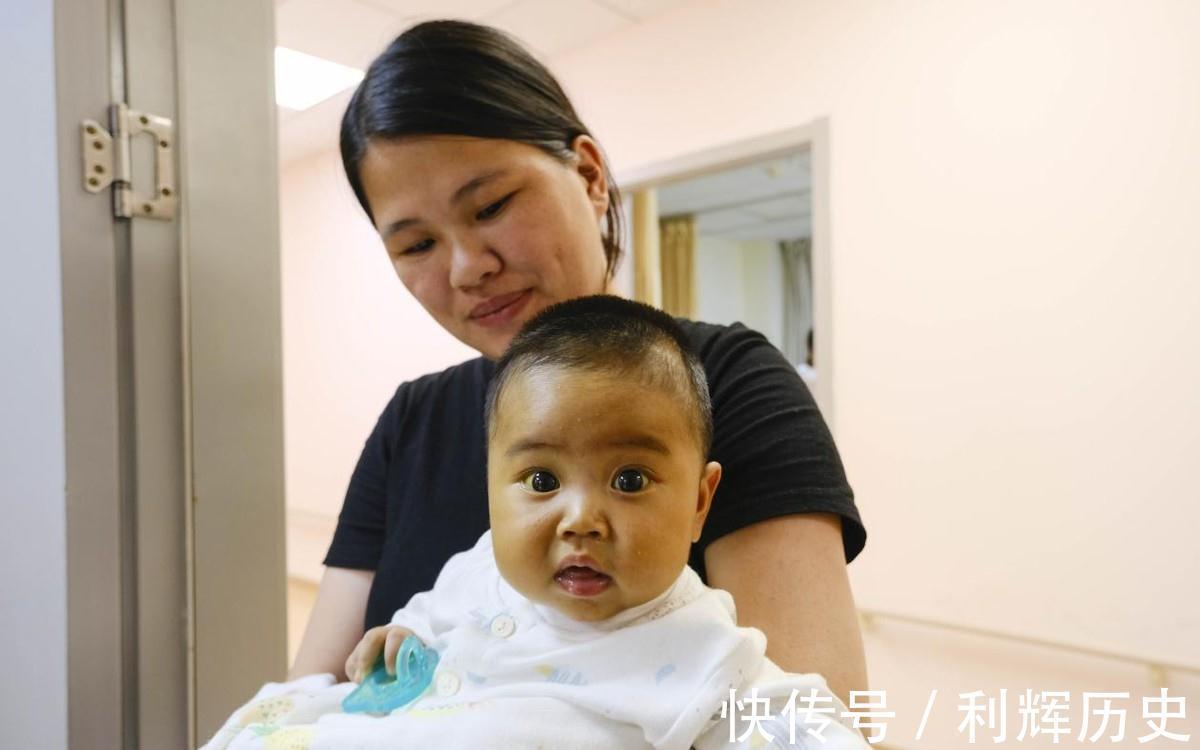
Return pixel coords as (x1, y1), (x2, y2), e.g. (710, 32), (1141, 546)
(340, 20), (625, 276)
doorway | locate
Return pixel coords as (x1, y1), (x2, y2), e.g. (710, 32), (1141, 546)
(622, 122), (835, 418)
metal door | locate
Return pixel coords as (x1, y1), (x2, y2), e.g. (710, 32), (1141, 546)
(56, 0), (286, 746)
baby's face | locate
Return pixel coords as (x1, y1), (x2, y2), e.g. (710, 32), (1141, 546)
(487, 365), (721, 621)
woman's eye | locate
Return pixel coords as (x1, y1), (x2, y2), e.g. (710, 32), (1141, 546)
(522, 470), (559, 493)
(399, 238), (434, 256)
(475, 194), (512, 221)
(612, 469), (648, 493)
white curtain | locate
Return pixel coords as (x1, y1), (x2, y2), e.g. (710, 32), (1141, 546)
(779, 237), (812, 367)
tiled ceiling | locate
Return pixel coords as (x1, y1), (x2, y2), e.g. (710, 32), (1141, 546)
(657, 150), (813, 242)
(275, 0), (692, 165)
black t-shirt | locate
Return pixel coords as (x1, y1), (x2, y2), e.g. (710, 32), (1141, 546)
(325, 319), (866, 630)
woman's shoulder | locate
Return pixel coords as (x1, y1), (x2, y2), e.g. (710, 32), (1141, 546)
(676, 316), (749, 343)
(674, 318), (789, 383)
(383, 356), (493, 413)
(363, 357), (493, 448)
(401, 355), (492, 394)
(675, 317), (772, 355)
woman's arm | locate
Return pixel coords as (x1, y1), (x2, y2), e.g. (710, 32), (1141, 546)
(705, 512), (867, 705)
(289, 566), (375, 681)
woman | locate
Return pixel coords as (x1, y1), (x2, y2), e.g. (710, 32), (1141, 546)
(290, 19), (869, 703)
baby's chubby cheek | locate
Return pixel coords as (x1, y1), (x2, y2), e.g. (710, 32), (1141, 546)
(488, 526), (542, 589)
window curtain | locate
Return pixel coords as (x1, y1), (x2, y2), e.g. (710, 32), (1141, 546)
(780, 237), (813, 366)
(659, 215), (696, 318)
(632, 189), (662, 308)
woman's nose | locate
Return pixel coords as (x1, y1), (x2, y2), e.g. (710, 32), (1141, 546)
(447, 233), (502, 289)
(556, 493), (610, 540)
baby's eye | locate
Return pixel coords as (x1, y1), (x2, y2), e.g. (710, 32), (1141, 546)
(612, 468), (648, 493)
(522, 470), (560, 493)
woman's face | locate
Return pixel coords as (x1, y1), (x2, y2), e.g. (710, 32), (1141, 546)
(358, 135), (612, 359)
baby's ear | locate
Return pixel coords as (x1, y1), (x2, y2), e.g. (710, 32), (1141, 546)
(692, 461), (722, 542)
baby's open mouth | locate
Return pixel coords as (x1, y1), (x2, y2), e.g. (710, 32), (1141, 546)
(554, 566), (612, 597)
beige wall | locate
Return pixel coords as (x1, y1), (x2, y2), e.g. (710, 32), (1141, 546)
(280, 150), (475, 576)
(557, 0), (1199, 653)
(552, 0), (1198, 745)
(280, 1), (1198, 744)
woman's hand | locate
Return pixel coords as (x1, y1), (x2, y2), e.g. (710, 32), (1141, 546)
(344, 624), (418, 683)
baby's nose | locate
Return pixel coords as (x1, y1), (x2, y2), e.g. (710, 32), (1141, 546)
(556, 494), (609, 539)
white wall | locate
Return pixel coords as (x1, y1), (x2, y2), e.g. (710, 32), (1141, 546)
(695, 234), (748, 327)
(738, 239), (785, 346)
(695, 234), (786, 349)
(0, 1), (67, 747)
(550, 0), (1198, 745)
(280, 150), (476, 578)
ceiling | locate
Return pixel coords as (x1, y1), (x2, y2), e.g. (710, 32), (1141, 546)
(275, 0), (691, 165)
(656, 150), (812, 242)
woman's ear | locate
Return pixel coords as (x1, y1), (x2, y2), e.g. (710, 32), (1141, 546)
(570, 135), (610, 219)
(692, 461), (723, 542)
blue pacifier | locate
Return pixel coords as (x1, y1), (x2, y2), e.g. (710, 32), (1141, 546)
(342, 635), (440, 714)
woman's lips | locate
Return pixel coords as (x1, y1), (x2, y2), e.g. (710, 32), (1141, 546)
(468, 289), (532, 327)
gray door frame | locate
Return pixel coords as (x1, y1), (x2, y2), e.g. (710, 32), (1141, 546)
(175, 0), (288, 741)
(55, 0), (286, 746)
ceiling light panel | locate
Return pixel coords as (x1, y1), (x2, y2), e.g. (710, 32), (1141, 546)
(274, 47), (365, 111)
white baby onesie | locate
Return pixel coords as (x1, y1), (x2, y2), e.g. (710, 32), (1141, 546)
(202, 531), (869, 750)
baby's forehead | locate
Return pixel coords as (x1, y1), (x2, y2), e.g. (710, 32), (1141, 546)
(490, 359), (703, 446)
(504, 357), (690, 403)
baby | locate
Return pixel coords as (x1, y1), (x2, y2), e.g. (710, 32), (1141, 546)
(204, 296), (869, 750)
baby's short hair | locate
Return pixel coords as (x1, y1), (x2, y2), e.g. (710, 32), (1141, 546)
(484, 295), (713, 456)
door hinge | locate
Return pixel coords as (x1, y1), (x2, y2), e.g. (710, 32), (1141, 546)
(81, 103), (177, 221)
